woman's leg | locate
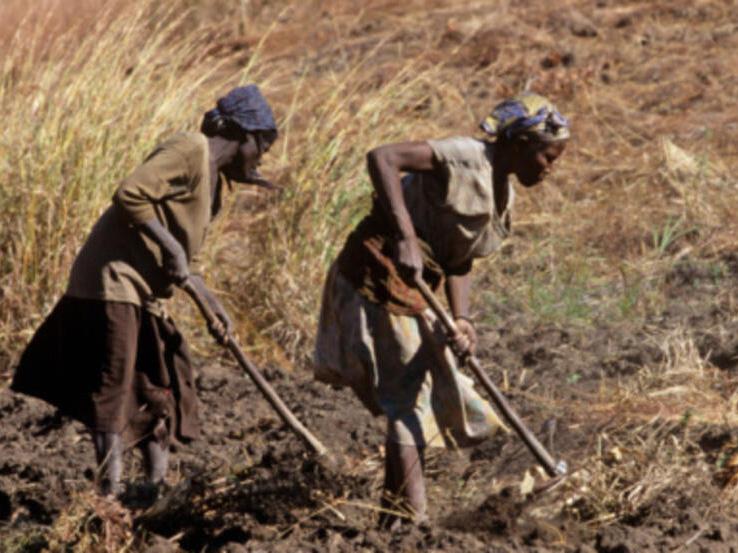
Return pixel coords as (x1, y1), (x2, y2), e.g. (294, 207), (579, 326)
(93, 432), (123, 496)
(140, 439), (169, 483)
(92, 302), (140, 496)
(142, 419), (170, 485)
(381, 427), (427, 526)
(381, 438), (400, 517)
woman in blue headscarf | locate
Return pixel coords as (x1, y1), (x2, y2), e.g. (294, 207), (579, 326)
(12, 85), (278, 497)
(314, 92), (570, 525)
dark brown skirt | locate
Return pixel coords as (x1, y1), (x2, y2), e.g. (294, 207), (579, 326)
(11, 296), (199, 445)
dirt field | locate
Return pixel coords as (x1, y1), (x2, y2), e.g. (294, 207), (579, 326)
(3, 253), (738, 552)
(2, 0), (738, 551)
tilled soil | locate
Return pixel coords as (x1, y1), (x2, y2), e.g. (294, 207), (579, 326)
(2, 255), (738, 552)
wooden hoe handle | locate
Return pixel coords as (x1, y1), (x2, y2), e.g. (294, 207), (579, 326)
(414, 276), (567, 477)
(182, 279), (329, 457)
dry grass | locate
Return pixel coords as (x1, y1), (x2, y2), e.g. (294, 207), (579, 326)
(2, 0), (736, 359)
(2, 0), (738, 549)
(551, 326), (738, 526)
(487, 324), (738, 537)
(0, 0), (272, 360)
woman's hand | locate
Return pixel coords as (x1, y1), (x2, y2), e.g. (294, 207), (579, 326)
(138, 219), (190, 285)
(444, 272), (475, 357)
(450, 317), (477, 358)
(162, 247), (190, 285)
(396, 236), (424, 281)
(206, 298), (234, 345)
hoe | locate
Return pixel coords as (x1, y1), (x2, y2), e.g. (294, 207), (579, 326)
(414, 275), (568, 490)
(182, 278), (329, 459)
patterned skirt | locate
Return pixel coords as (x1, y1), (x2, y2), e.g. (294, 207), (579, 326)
(314, 263), (505, 448)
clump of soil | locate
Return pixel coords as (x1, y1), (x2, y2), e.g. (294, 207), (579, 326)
(445, 486), (527, 536)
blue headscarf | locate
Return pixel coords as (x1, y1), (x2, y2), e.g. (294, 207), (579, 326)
(202, 85), (277, 137)
(480, 92), (570, 142)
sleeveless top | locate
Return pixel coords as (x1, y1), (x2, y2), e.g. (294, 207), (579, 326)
(336, 136), (513, 315)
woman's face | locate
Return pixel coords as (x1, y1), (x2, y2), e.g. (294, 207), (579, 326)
(223, 133), (271, 185)
(514, 140), (567, 187)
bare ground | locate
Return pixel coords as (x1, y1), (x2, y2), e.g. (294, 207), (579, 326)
(3, 252), (738, 552)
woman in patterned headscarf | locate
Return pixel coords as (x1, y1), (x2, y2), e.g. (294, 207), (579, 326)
(314, 92), (569, 526)
(12, 85), (278, 498)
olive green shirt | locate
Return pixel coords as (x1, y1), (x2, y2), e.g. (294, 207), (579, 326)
(66, 132), (218, 311)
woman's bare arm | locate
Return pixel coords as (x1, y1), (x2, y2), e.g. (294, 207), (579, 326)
(366, 141), (435, 278)
(445, 272), (472, 320)
(445, 270), (478, 355)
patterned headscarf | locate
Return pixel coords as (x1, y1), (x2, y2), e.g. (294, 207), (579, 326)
(480, 92), (570, 142)
(202, 84), (277, 137)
